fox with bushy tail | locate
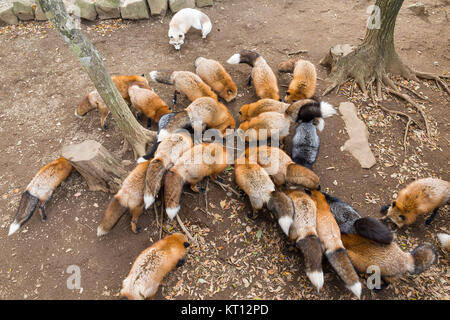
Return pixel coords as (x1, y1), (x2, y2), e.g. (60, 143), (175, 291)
(8, 157), (74, 236)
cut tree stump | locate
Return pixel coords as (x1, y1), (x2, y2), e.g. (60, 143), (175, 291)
(62, 140), (127, 193)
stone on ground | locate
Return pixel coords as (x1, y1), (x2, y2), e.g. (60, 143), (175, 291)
(120, 0), (150, 20)
(13, 0), (34, 21)
(0, 2), (19, 25)
(169, 0), (195, 13)
(196, 0), (213, 8)
(147, 0), (167, 16)
(339, 102), (377, 169)
(95, 0), (121, 19)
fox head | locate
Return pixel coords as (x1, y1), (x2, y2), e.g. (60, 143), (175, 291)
(285, 81), (308, 104)
(239, 104), (250, 121)
(168, 29), (185, 50)
(220, 82), (238, 103)
(382, 201), (417, 228)
(75, 95), (95, 118)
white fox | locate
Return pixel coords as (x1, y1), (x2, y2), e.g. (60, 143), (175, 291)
(168, 8), (212, 50)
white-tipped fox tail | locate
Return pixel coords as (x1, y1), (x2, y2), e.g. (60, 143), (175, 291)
(278, 216), (293, 237)
(97, 225), (109, 237)
(8, 222), (20, 236)
(347, 282), (362, 299)
(144, 195), (155, 210)
(166, 206), (181, 220)
(315, 118), (325, 132)
(306, 270), (324, 293)
(320, 102), (337, 118)
(227, 53), (241, 65)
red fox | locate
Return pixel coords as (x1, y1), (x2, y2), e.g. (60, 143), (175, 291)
(149, 70), (217, 104)
(239, 99), (290, 121)
(278, 59), (317, 103)
(142, 132), (193, 210)
(75, 75), (150, 129)
(437, 233), (450, 252)
(341, 234), (437, 287)
(235, 162), (276, 218)
(227, 50), (280, 101)
(284, 190), (323, 292)
(309, 190), (362, 299)
(381, 178), (449, 228)
(164, 143), (231, 220)
(128, 85), (171, 128)
(238, 112), (291, 141)
(97, 160), (150, 236)
(242, 146), (319, 189)
(195, 57), (237, 102)
(8, 157), (74, 236)
(75, 90), (110, 129)
(157, 97), (235, 142)
(120, 233), (190, 300)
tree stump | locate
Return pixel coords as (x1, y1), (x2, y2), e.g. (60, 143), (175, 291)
(62, 140), (127, 193)
(319, 44), (356, 70)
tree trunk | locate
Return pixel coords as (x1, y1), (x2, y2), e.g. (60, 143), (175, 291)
(321, 0), (418, 95)
(62, 140), (127, 193)
(38, 0), (156, 158)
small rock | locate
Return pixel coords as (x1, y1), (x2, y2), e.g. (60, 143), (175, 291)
(120, 0), (150, 20)
(12, 0), (34, 21)
(96, 0), (121, 19)
(407, 2), (427, 16)
(196, 0), (213, 8)
(0, 3), (19, 25)
(169, 0), (195, 13)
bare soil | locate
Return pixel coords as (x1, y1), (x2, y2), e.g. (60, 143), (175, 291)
(0, 0), (448, 300)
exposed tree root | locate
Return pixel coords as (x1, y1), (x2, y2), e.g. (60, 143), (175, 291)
(414, 70), (450, 96)
(384, 87), (431, 138)
(369, 83), (421, 155)
(176, 214), (196, 244)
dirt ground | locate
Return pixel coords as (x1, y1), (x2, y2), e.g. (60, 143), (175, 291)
(0, 0), (449, 300)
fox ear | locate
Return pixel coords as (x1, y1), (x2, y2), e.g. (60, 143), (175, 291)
(392, 201), (396, 208)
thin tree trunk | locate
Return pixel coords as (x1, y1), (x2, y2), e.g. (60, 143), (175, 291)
(38, 0), (155, 158)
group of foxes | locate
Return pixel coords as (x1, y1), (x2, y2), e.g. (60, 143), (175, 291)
(8, 49), (449, 300)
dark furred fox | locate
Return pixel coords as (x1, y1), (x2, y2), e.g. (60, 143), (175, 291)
(239, 99), (289, 121)
(242, 146), (319, 189)
(97, 160), (150, 236)
(227, 50), (280, 101)
(149, 70), (217, 103)
(381, 178), (449, 228)
(291, 120), (321, 170)
(284, 190), (324, 292)
(309, 190), (362, 299)
(286, 99), (336, 132)
(195, 57), (237, 102)
(164, 143), (230, 220)
(120, 233), (190, 300)
(142, 132), (193, 210)
(8, 157), (74, 236)
(323, 192), (393, 245)
(278, 59), (317, 103)
(341, 234), (437, 286)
